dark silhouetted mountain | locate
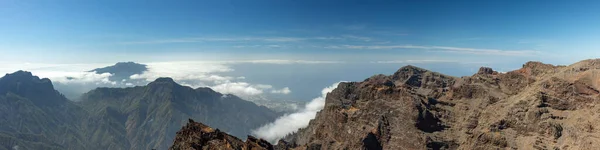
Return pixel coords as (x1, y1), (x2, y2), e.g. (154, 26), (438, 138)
(79, 77), (279, 150)
(90, 62), (147, 82)
(0, 71), (279, 150)
(0, 71), (90, 150)
(171, 59), (600, 149)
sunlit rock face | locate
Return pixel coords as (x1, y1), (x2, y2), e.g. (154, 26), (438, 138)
(173, 60), (600, 150)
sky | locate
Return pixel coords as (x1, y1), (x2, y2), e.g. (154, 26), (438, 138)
(3, 0), (600, 64)
(2, 0), (600, 101)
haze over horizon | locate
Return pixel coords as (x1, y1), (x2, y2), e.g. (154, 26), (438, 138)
(4, 0), (600, 103)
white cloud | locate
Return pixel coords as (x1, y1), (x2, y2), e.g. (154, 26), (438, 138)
(372, 59), (489, 65)
(0, 63), (116, 85)
(122, 35), (375, 45)
(372, 60), (458, 64)
(341, 35), (372, 42)
(210, 82), (265, 97)
(271, 87), (291, 94)
(0, 60), (332, 102)
(325, 45), (540, 56)
(235, 59), (344, 64)
(129, 61), (233, 82)
(121, 37), (305, 44)
(252, 82), (342, 143)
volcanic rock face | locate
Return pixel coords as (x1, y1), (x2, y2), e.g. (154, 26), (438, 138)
(170, 119), (276, 150)
(170, 59), (600, 150)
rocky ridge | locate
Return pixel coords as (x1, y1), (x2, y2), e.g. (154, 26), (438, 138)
(170, 59), (600, 150)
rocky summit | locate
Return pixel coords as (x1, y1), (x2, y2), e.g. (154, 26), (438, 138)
(170, 59), (600, 150)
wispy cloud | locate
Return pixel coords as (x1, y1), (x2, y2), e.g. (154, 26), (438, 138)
(336, 24), (367, 30)
(233, 59), (344, 64)
(371, 60), (458, 64)
(121, 37), (305, 44)
(340, 35), (372, 42)
(270, 87), (291, 94)
(325, 45), (540, 56)
(121, 35), (375, 45)
(371, 59), (489, 65)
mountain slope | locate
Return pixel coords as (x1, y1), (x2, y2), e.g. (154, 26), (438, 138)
(169, 59), (600, 150)
(0, 71), (90, 150)
(0, 71), (279, 150)
(80, 77), (279, 150)
(289, 61), (600, 149)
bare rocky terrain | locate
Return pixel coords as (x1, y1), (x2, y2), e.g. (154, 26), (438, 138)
(170, 59), (600, 150)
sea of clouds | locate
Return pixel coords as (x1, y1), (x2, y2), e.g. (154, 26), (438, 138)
(0, 60), (310, 100)
(252, 82), (342, 143)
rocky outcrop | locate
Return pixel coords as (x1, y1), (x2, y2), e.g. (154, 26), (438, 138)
(170, 59), (600, 150)
(169, 119), (276, 150)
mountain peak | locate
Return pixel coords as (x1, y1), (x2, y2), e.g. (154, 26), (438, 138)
(0, 70), (63, 105)
(90, 61), (148, 82)
(398, 65), (427, 72)
(169, 119), (276, 150)
(477, 67), (497, 75)
(393, 65), (431, 77)
(9, 70), (33, 77)
(152, 77), (176, 83)
(1, 70), (52, 86)
(147, 77), (180, 88)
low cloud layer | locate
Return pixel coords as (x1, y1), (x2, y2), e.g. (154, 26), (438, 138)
(270, 87), (291, 94)
(325, 45), (540, 56)
(252, 82), (342, 143)
(0, 61), (305, 101)
(127, 61), (294, 100)
(0, 63), (114, 85)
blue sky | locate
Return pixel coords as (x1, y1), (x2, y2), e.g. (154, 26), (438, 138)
(3, 0), (600, 64)
(3, 0), (600, 101)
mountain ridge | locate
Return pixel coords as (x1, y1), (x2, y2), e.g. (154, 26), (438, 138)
(0, 70), (280, 150)
(169, 59), (600, 150)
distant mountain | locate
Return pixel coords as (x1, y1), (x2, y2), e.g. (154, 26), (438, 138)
(0, 71), (279, 150)
(90, 62), (147, 82)
(171, 59), (600, 149)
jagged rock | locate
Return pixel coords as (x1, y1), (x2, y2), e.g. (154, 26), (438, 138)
(169, 119), (279, 150)
(477, 67), (496, 75)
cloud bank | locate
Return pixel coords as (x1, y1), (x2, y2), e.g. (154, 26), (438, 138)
(0, 60), (308, 100)
(252, 82), (342, 143)
(325, 45), (540, 56)
(127, 61), (295, 100)
(270, 87), (291, 94)
(0, 63), (115, 85)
